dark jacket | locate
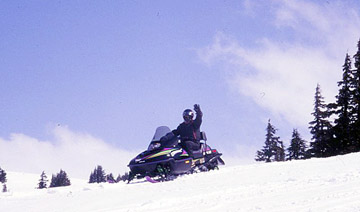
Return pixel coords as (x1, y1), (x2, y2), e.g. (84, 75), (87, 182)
(172, 110), (202, 142)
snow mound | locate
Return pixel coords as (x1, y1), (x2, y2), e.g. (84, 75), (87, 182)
(1, 153), (360, 211)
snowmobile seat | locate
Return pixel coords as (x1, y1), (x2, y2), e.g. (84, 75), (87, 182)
(182, 140), (203, 159)
(191, 143), (205, 159)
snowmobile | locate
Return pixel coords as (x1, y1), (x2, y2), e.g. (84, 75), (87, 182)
(127, 126), (225, 183)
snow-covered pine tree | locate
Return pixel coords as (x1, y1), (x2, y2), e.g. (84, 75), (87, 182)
(38, 171), (48, 189)
(287, 129), (307, 160)
(309, 84), (332, 157)
(255, 119), (283, 162)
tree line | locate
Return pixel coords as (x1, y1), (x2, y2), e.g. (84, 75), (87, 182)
(88, 165), (129, 184)
(37, 166), (129, 190)
(256, 38), (360, 162)
(0, 166), (129, 192)
(255, 120), (307, 162)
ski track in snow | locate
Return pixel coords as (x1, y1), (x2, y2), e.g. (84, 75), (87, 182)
(1, 153), (360, 212)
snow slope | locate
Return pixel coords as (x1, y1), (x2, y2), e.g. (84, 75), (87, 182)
(1, 153), (360, 212)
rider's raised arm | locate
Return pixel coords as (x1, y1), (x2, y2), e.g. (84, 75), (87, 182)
(193, 104), (202, 129)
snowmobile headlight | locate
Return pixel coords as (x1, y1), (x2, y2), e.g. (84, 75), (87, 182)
(148, 142), (161, 151)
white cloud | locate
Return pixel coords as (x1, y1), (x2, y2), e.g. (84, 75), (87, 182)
(0, 126), (138, 179)
(197, 0), (360, 127)
(223, 144), (258, 166)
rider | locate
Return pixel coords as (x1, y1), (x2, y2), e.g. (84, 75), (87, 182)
(161, 104), (203, 157)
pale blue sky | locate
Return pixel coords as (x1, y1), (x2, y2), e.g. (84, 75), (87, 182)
(1, 0), (360, 169)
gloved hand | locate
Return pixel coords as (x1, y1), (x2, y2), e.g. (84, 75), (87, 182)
(194, 104), (201, 113)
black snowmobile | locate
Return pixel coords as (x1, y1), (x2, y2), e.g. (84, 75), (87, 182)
(127, 126), (225, 183)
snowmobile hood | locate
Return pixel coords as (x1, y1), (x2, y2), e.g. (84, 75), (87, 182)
(131, 148), (189, 164)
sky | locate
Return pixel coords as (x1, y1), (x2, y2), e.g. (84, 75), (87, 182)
(1, 0), (360, 178)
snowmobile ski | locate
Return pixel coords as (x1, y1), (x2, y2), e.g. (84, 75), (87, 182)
(145, 176), (159, 183)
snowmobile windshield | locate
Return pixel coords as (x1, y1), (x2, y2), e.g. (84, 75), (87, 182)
(151, 126), (171, 142)
(147, 126), (172, 151)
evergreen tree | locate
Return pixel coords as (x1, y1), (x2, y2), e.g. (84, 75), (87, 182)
(2, 184), (7, 193)
(255, 119), (283, 162)
(89, 165), (106, 183)
(0, 167), (7, 193)
(255, 149), (266, 162)
(89, 171), (95, 183)
(120, 172), (129, 182)
(106, 173), (116, 183)
(49, 169), (71, 188)
(116, 174), (122, 183)
(37, 171), (48, 189)
(309, 84), (332, 157)
(49, 174), (56, 188)
(332, 54), (353, 154)
(287, 129), (307, 160)
(0, 167), (6, 184)
(275, 140), (285, 162)
(350, 39), (360, 150)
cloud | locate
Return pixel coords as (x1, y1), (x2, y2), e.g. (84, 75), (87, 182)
(222, 144), (258, 166)
(197, 0), (360, 127)
(0, 126), (138, 179)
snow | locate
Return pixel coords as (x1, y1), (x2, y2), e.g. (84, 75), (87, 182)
(1, 153), (360, 211)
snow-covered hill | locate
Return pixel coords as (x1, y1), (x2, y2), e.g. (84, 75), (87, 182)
(1, 153), (360, 212)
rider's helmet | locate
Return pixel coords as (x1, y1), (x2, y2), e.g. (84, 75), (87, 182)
(183, 109), (194, 123)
